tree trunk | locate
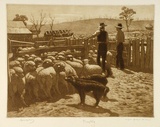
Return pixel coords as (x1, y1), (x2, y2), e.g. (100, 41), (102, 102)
(125, 20), (129, 32)
(36, 34), (39, 38)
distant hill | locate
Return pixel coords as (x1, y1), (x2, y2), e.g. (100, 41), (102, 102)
(27, 18), (154, 37)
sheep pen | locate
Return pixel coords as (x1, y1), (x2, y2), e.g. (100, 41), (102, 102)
(7, 37), (153, 117)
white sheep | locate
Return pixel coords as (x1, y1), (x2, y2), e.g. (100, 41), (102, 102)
(8, 67), (27, 110)
(9, 60), (22, 68)
(66, 54), (83, 64)
(23, 61), (40, 102)
(65, 60), (83, 76)
(36, 67), (59, 99)
(34, 57), (43, 68)
(16, 57), (25, 67)
(36, 63), (65, 99)
(25, 70), (39, 101)
(54, 61), (78, 93)
(88, 51), (113, 77)
(23, 61), (36, 74)
(82, 59), (102, 77)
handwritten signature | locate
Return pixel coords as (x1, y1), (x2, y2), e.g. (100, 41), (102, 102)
(83, 119), (95, 127)
(20, 119), (35, 124)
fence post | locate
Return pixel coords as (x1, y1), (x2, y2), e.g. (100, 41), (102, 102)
(145, 37), (151, 70)
(73, 39), (76, 45)
(149, 38), (153, 71)
(78, 38), (81, 45)
(66, 38), (69, 46)
(140, 39), (145, 70)
(135, 38), (140, 67)
(127, 39), (131, 66)
(70, 38), (73, 45)
(88, 39), (92, 52)
(132, 39), (136, 66)
(84, 39), (89, 59)
(93, 38), (98, 50)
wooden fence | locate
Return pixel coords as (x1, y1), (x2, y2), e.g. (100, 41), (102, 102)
(9, 36), (153, 72)
(128, 37), (153, 72)
(86, 37), (153, 72)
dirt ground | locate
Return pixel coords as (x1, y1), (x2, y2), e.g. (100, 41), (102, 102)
(7, 67), (153, 117)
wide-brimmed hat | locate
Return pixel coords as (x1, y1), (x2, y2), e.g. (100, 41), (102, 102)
(99, 23), (107, 27)
(115, 23), (123, 29)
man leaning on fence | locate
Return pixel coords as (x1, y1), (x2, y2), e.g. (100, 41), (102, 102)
(115, 23), (125, 70)
(87, 23), (109, 74)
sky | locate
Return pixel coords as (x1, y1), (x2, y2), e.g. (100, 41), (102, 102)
(7, 4), (154, 24)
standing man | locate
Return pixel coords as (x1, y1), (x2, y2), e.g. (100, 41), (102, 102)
(88, 23), (109, 73)
(115, 23), (125, 70)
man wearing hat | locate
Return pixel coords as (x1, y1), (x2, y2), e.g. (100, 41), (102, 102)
(115, 23), (125, 70)
(88, 23), (109, 73)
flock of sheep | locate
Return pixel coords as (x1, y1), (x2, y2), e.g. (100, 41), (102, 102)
(8, 47), (113, 110)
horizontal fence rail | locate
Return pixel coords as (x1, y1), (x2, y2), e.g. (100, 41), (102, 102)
(8, 35), (153, 72)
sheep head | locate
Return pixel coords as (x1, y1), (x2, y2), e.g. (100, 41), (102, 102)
(9, 60), (22, 68)
(24, 61), (36, 72)
(82, 59), (89, 65)
(24, 54), (29, 61)
(42, 59), (53, 68)
(56, 55), (66, 61)
(66, 55), (73, 61)
(12, 67), (24, 78)
(47, 56), (56, 63)
(28, 57), (34, 61)
(34, 57), (42, 65)
(30, 54), (37, 59)
(54, 62), (65, 74)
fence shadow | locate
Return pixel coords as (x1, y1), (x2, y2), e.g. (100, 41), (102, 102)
(126, 66), (153, 74)
(121, 69), (135, 74)
(67, 104), (119, 117)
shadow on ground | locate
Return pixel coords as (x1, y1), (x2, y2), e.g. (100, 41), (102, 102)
(67, 104), (119, 117)
(121, 69), (135, 74)
(101, 97), (118, 102)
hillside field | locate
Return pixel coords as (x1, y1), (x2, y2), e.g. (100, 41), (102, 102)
(27, 18), (154, 37)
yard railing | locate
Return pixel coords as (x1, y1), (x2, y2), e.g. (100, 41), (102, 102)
(8, 35), (153, 72)
(85, 37), (153, 72)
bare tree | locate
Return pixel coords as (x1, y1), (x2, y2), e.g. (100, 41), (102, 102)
(49, 14), (55, 31)
(30, 10), (47, 38)
(119, 6), (136, 32)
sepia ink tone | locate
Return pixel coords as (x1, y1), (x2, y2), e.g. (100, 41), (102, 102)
(7, 4), (154, 117)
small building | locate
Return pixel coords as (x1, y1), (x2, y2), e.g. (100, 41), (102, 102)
(7, 20), (33, 41)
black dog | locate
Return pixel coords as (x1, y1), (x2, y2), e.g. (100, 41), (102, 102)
(82, 74), (108, 86)
(65, 76), (109, 106)
(82, 74), (109, 98)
